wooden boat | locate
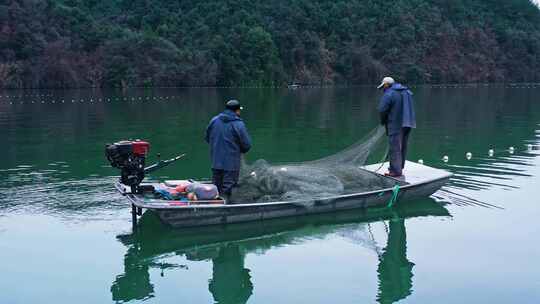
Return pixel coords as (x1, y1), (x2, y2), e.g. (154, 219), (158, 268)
(115, 161), (452, 228)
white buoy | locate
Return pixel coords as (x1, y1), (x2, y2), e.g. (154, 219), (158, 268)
(509, 146), (515, 154)
(250, 171), (257, 178)
(488, 149), (494, 156)
(280, 167), (288, 172)
(418, 159), (424, 164)
(466, 152), (472, 160)
(527, 144), (533, 151)
(442, 155), (449, 163)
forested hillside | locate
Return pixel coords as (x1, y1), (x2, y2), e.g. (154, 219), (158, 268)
(1, 0), (540, 88)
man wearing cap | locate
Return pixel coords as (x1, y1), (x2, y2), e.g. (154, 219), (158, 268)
(377, 77), (416, 177)
(205, 100), (252, 202)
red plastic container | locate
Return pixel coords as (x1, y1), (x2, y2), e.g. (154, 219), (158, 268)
(132, 140), (150, 156)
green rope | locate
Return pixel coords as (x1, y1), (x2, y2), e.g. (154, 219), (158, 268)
(379, 184), (401, 208)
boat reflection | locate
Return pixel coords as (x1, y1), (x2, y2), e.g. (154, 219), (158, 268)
(112, 199), (450, 303)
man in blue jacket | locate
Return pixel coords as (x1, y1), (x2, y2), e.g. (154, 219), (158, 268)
(206, 100), (252, 201)
(377, 77), (416, 177)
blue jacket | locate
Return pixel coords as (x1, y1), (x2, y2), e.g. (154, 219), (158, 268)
(205, 110), (252, 171)
(377, 83), (416, 135)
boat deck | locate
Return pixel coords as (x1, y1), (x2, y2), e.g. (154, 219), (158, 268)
(363, 161), (451, 185)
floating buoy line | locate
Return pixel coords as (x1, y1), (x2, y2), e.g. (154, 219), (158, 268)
(419, 145), (538, 167)
(0, 95), (186, 105)
(1, 83), (539, 102)
(428, 143), (538, 210)
(1, 94), (538, 147)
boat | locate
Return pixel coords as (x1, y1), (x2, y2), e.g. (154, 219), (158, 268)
(288, 83), (300, 89)
(114, 161), (452, 228)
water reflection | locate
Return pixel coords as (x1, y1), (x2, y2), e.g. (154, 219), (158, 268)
(207, 244), (253, 304)
(112, 199), (450, 303)
(376, 218), (413, 304)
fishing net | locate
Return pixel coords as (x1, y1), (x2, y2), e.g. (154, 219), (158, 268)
(231, 126), (398, 202)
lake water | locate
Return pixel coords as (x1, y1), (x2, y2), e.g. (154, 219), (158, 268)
(1, 86), (539, 303)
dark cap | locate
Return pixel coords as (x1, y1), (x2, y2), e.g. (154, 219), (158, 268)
(226, 99), (243, 111)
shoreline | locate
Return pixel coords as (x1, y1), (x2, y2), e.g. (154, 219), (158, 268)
(1, 82), (540, 92)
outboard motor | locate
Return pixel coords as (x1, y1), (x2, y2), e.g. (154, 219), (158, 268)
(105, 140), (150, 192)
(106, 140), (185, 193)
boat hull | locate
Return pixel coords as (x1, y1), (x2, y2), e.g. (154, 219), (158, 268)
(117, 161), (452, 227)
(151, 177), (447, 227)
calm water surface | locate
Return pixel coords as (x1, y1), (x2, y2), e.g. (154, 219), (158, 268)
(1, 86), (539, 303)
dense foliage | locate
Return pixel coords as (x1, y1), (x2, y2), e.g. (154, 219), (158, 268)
(1, 0), (540, 88)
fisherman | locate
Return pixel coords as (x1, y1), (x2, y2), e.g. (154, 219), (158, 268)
(205, 100), (252, 202)
(377, 77), (416, 177)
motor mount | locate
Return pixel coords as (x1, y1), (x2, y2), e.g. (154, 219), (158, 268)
(105, 140), (150, 191)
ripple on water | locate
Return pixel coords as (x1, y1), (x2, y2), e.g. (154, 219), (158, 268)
(431, 138), (539, 209)
(0, 169), (127, 220)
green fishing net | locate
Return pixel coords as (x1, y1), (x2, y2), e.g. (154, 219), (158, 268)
(232, 126), (397, 202)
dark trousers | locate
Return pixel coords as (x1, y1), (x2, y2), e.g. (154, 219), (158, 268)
(212, 169), (239, 197)
(388, 127), (411, 176)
